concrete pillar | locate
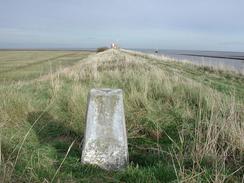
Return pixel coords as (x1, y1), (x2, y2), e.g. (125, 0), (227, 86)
(81, 88), (128, 170)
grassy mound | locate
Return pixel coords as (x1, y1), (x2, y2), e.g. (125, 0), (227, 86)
(0, 49), (243, 182)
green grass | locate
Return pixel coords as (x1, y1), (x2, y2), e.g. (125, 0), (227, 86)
(0, 49), (243, 182)
(0, 51), (91, 81)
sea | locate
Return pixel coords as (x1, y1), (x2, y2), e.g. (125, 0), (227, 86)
(137, 49), (244, 74)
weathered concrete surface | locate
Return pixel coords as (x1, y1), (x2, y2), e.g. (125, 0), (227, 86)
(81, 88), (128, 170)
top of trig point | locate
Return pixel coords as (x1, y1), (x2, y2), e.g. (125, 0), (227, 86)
(90, 88), (122, 96)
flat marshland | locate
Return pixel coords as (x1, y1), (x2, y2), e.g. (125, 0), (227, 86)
(0, 49), (243, 182)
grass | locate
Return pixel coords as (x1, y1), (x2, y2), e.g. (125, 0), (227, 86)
(0, 51), (91, 81)
(0, 49), (243, 182)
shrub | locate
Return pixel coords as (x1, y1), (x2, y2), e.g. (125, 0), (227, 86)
(96, 47), (109, 53)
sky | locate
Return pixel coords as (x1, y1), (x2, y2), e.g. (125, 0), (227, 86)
(0, 0), (244, 51)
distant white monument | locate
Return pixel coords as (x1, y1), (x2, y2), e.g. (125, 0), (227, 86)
(81, 89), (128, 170)
(111, 43), (118, 49)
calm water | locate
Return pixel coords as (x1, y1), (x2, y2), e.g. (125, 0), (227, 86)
(139, 49), (244, 74)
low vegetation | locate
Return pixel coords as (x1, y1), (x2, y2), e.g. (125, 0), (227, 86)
(0, 49), (243, 182)
(96, 47), (109, 53)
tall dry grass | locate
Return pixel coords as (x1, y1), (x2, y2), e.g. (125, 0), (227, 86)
(66, 49), (243, 182)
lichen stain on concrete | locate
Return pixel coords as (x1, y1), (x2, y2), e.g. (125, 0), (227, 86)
(94, 95), (118, 138)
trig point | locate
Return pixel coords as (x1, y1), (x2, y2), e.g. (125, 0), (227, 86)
(81, 88), (128, 170)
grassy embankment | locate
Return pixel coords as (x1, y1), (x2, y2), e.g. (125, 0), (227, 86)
(0, 49), (243, 182)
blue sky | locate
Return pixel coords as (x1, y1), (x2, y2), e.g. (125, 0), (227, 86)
(0, 0), (244, 51)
